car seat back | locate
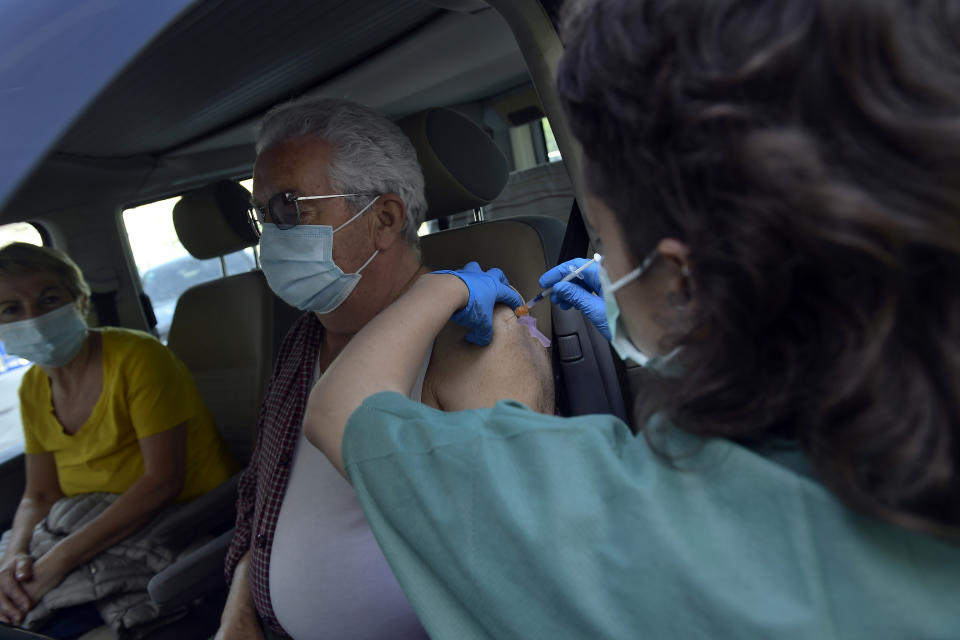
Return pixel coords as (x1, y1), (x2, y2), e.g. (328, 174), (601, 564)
(168, 180), (298, 465)
(399, 107), (562, 336)
(402, 108), (628, 423)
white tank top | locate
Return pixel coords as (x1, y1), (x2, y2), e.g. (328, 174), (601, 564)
(269, 347), (432, 640)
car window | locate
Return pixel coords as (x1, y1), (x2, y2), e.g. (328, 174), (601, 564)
(123, 180), (256, 343)
(542, 117), (562, 163)
(419, 116), (569, 236)
(0, 223), (45, 454)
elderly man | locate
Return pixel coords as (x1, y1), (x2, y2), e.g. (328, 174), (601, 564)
(214, 97), (553, 640)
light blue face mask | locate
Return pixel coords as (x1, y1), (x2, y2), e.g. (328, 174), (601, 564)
(0, 302), (88, 367)
(597, 251), (658, 366)
(259, 196), (379, 313)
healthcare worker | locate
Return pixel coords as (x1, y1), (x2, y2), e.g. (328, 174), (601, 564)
(304, 0), (960, 637)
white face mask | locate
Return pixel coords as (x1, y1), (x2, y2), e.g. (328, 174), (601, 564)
(0, 303), (88, 367)
(597, 251), (658, 366)
(259, 196), (379, 313)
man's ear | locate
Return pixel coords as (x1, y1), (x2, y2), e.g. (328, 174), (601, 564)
(372, 194), (408, 250)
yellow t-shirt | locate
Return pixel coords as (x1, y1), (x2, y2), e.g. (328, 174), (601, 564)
(20, 327), (239, 501)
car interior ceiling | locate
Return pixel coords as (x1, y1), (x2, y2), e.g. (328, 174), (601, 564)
(0, 0), (617, 414)
(0, 0), (543, 480)
(0, 0), (605, 364)
(2, 0), (533, 222)
(0, 0), (571, 337)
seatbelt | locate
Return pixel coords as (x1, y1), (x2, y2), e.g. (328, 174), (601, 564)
(550, 200), (633, 428)
(138, 292), (157, 330)
(90, 290), (121, 327)
(557, 198), (591, 269)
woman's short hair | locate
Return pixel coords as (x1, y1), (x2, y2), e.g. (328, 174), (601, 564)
(558, 0), (960, 535)
(0, 242), (91, 302)
(256, 97), (427, 244)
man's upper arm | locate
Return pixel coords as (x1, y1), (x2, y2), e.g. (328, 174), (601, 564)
(424, 305), (554, 413)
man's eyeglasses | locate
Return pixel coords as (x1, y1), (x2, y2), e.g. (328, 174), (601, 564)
(250, 192), (367, 230)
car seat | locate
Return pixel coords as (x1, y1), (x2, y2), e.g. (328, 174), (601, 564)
(167, 180), (299, 466)
(400, 107), (563, 338)
(139, 182), (300, 637)
(142, 181), (300, 552)
(403, 107), (629, 423)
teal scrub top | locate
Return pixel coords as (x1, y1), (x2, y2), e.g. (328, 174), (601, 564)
(342, 392), (960, 640)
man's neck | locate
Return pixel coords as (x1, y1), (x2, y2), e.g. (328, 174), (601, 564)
(318, 250), (428, 367)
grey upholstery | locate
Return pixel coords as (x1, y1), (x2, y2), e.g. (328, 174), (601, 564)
(148, 530), (235, 613)
(484, 161), (574, 224)
(150, 475), (241, 549)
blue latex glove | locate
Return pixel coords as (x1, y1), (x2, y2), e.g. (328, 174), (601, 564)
(433, 261), (524, 346)
(539, 258), (610, 339)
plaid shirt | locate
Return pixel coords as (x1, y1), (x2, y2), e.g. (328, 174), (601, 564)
(225, 311), (322, 637)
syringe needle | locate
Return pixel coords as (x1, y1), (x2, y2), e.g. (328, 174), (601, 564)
(517, 254), (599, 316)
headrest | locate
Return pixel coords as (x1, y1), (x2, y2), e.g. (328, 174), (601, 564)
(173, 180), (259, 260)
(398, 107), (508, 221)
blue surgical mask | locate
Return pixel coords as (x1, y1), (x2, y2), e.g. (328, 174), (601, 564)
(598, 251), (658, 366)
(0, 303), (88, 367)
(259, 196), (379, 313)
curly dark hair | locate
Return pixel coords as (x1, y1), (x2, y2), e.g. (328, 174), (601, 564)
(558, 0), (960, 536)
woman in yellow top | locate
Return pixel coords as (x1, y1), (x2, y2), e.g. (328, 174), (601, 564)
(0, 242), (238, 634)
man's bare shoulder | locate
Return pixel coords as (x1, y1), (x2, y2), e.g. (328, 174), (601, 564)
(422, 305), (554, 413)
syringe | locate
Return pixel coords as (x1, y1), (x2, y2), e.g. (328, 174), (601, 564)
(518, 253), (600, 315)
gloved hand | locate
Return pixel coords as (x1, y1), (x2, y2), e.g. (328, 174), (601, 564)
(539, 258), (610, 339)
(433, 261), (524, 346)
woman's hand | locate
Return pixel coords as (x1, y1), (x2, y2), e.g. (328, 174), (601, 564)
(0, 452), (63, 624)
(0, 552), (34, 623)
(19, 553), (68, 609)
(433, 262), (523, 345)
(540, 258), (610, 339)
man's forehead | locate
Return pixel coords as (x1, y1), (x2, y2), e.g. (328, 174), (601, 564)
(257, 136), (333, 167)
(253, 137), (331, 177)
(253, 137), (334, 198)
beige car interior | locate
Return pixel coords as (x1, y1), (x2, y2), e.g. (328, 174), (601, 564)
(169, 181), (299, 465)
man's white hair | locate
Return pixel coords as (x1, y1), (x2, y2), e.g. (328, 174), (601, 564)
(257, 97), (426, 243)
